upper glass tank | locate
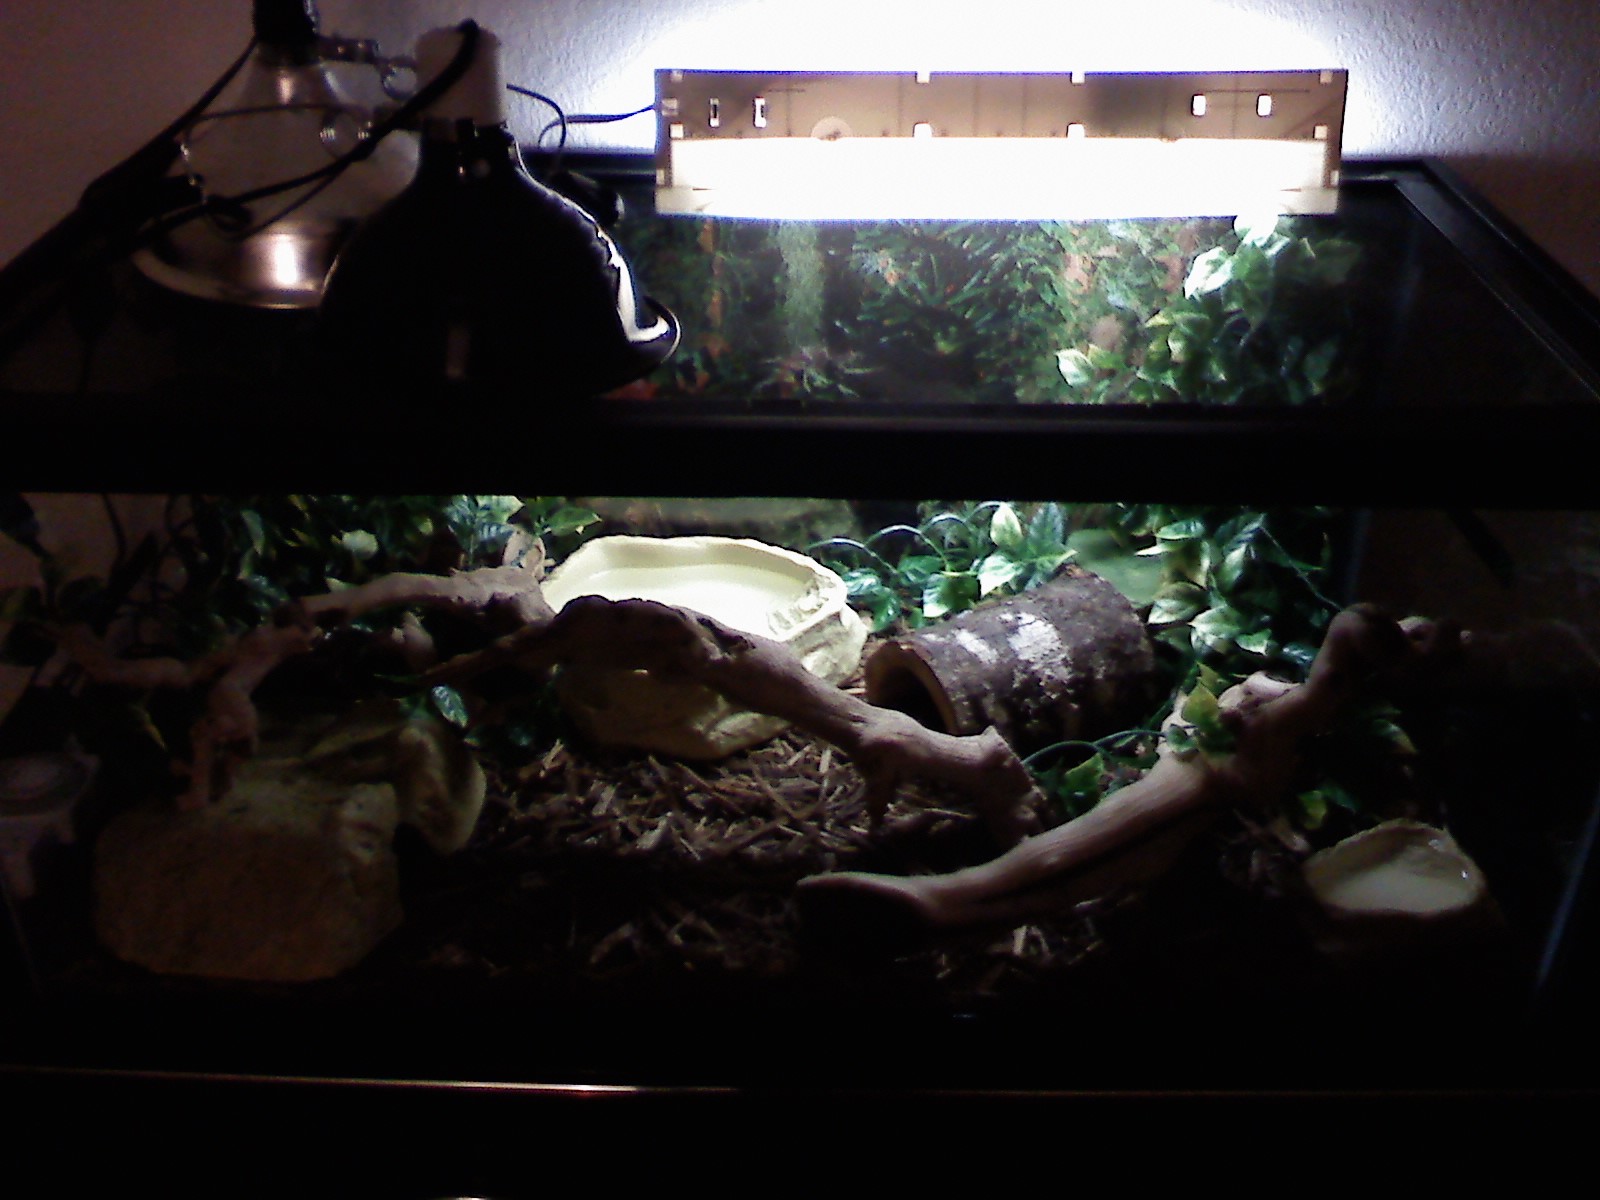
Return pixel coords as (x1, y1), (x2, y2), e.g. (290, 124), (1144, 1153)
(620, 212), (1368, 406)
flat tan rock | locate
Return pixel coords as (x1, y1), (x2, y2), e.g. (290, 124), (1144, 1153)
(92, 705), (486, 982)
(94, 762), (402, 983)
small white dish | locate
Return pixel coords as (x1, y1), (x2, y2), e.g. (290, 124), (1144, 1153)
(0, 751), (93, 899)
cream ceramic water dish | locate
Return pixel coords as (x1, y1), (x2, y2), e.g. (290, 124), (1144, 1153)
(1299, 818), (1501, 957)
(541, 535), (867, 758)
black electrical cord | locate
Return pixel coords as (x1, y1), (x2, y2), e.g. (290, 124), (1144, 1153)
(507, 83), (570, 152)
(509, 87), (654, 170)
(79, 34), (263, 219)
(566, 103), (657, 128)
(193, 19), (484, 237)
(548, 102), (657, 162)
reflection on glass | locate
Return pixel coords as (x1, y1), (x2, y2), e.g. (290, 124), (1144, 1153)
(621, 213), (1364, 405)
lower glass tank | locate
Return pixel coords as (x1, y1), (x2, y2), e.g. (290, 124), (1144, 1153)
(1, 493), (1596, 1087)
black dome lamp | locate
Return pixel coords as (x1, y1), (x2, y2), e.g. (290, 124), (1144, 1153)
(316, 21), (679, 397)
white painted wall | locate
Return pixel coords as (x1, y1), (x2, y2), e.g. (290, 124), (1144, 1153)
(2, 0), (1597, 292)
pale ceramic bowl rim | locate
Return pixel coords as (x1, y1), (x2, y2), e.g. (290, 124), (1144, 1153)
(541, 534), (851, 639)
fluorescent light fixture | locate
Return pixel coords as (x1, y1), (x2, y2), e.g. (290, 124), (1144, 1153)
(655, 69), (1346, 220)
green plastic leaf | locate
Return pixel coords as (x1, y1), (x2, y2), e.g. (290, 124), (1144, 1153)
(1155, 517), (1206, 543)
(899, 554), (943, 587)
(1149, 588), (1206, 625)
(1060, 752), (1105, 792)
(1056, 347), (1096, 386)
(1026, 502), (1066, 550)
(978, 553), (1027, 596)
(1179, 683), (1236, 753)
(842, 567), (883, 595)
(430, 684), (470, 728)
(1197, 664), (1232, 696)
(1235, 628), (1274, 655)
(1190, 606), (1246, 652)
(1213, 543), (1253, 595)
(923, 571), (980, 619)
(238, 508), (268, 559)
(1234, 212), (1282, 246)
(1297, 781), (1362, 830)
(989, 503), (1027, 555)
(340, 529), (379, 560)
(1368, 716), (1417, 756)
(1023, 551), (1073, 586)
(1053, 752), (1108, 818)
(541, 505), (601, 537)
(1164, 723), (1198, 757)
(1184, 247), (1234, 298)
(1229, 243), (1270, 290)
(1180, 683), (1221, 727)
(1296, 788), (1330, 831)
(1086, 343), (1123, 371)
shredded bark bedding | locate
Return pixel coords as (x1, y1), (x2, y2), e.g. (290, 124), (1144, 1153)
(379, 724), (1125, 1012)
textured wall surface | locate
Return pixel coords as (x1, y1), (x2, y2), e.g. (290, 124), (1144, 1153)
(1, 0), (1596, 291)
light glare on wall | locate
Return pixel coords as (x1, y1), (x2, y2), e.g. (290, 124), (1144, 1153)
(655, 68), (1347, 220)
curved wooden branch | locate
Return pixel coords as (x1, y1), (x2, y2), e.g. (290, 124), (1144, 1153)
(54, 555), (548, 808)
(175, 622), (321, 808)
(294, 557), (550, 632)
(797, 604), (1447, 936)
(427, 596), (1048, 844)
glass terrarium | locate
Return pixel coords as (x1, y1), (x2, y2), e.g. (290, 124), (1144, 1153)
(2, 157), (1599, 1126)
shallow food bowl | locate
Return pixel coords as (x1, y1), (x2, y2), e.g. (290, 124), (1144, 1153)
(541, 535), (866, 758)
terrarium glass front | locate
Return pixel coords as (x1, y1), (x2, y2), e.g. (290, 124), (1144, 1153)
(3, 492), (1597, 1089)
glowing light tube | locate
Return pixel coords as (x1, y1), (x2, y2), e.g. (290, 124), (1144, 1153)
(655, 69), (1345, 220)
(657, 136), (1337, 220)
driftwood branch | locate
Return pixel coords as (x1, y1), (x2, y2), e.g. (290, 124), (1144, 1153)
(52, 556), (549, 808)
(62, 620), (321, 809)
(294, 556), (550, 633)
(795, 604), (1446, 934)
(174, 623), (322, 808)
(427, 595), (1047, 844)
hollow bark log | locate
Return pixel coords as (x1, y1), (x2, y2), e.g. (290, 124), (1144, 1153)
(864, 567), (1161, 754)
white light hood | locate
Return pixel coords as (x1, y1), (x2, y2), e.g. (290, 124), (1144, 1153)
(655, 68), (1346, 220)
